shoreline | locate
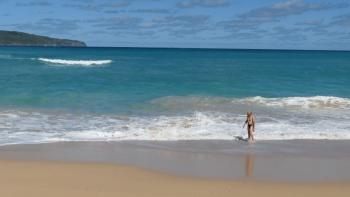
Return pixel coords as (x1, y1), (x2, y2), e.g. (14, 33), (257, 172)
(1, 140), (350, 181)
(1, 140), (350, 196)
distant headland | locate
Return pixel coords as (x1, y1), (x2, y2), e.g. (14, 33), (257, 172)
(0, 30), (86, 47)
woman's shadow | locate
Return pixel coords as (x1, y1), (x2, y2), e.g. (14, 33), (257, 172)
(234, 136), (248, 142)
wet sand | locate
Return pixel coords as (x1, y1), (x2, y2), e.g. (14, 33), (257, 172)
(1, 140), (350, 181)
(1, 159), (350, 197)
(1, 140), (350, 196)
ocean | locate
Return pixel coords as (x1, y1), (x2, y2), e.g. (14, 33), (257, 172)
(0, 47), (350, 145)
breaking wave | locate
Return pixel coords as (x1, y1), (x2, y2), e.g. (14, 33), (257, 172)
(38, 58), (112, 67)
(1, 96), (350, 145)
(0, 105), (350, 145)
(151, 96), (350, 110)
(242, 96), (350, 109)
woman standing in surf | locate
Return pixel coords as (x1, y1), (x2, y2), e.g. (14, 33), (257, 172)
(243, 112), (255, 142)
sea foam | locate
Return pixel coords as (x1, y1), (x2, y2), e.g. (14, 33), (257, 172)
(38, 58), (112, 66)
(243, 96), (350, 109)
(1, 106), (350, 146)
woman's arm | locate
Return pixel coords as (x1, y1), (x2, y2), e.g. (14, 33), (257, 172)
(243, 120), (247, 128)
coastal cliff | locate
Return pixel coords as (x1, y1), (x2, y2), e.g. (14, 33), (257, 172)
(0, 30), (86, 47)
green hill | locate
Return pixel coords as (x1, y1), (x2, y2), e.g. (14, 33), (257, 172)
(0, 30), (86, 47)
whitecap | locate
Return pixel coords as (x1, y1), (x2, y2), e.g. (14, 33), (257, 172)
(38, 58), (112, 67)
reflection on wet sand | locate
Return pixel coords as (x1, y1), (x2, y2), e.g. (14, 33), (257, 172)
(245, 154), (255, 177)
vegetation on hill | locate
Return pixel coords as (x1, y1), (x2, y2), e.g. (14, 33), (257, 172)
(0, 30), (86, 47)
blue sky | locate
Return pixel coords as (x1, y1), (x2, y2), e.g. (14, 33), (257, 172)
(1, 0), (350, 50)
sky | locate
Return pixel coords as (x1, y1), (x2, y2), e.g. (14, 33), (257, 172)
(1, 0), (350, 50)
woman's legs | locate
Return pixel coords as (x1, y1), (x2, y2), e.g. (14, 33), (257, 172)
(248, 125), (254, 141)
(247, 125), (251, 140)
(249, 126), (254, 141)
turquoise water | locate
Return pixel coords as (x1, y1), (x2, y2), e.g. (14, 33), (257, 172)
(0, 47), (350, 144)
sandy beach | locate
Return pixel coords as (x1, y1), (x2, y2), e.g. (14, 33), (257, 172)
(1, 140), (350, 196)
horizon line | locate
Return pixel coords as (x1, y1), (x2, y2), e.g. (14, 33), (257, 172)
(1, 45), (349, 52)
